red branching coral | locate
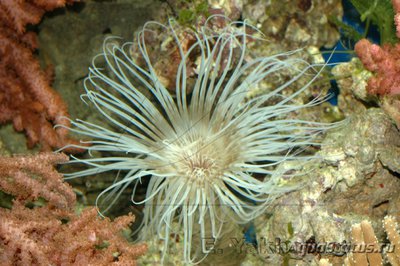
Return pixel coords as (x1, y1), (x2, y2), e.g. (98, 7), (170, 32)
(0, 0), (81, 151)
(354, 0), (400, 128)
(354, 39), (400, 95)
(354, 0), (400, 96)
(0, 153), (147, 265)
(393, 0), (400, 38)
(0, 0), (75, 34)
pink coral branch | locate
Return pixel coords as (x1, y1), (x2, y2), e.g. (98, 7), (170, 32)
(355, 39), (400, 95)
(0, 153), (147, 265)
(354, 0), (400, 127)
(354, 0), (400, 95)
(393, 0), (400, 38)
(0, 152), (75, 208)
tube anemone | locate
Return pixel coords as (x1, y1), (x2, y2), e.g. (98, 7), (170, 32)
(61, 17), (336, 264)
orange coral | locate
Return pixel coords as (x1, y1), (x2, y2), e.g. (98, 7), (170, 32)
(0, 0), (81, 151)
(0, 152), (147, 265)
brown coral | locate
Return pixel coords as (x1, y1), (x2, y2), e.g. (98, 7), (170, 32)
(325, 217), (400, 266)
(345, 221), (383, 266)
(342, 217), (400, 266)
(383, 216), (400, 265)
(0, 1), (76, 34)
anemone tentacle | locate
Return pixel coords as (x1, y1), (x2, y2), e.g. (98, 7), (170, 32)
(63, 17), (337, 264)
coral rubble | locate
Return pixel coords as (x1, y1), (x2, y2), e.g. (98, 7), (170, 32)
(246, 108), (400, 265)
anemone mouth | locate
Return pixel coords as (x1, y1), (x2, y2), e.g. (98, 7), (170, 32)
(179, 146), (220, 185)
(149, 113), (245, 189)
(163, 135), (238, 186)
